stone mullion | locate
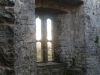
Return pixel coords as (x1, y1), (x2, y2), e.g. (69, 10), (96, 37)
(41, 17), (48, 62)
(44, 18), (48, 62)
(14, 0), (36, 75)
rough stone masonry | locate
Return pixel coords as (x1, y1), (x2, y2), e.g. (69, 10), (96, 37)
(14, 0), (36, 75)
(0, 0), (100, 75)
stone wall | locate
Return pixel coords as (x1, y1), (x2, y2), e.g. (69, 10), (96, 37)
(0, 0), (100, 75)
(37, 63), (67, 75)
(55, 0), (100, 75)
(83, 0), (100, 75)
(55, 13), (86, 74)
(0, 0), (15, 75)
(54, 14), (74, 65)
(14, 0), (37, 75)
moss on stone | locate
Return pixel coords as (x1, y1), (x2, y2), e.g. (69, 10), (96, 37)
(94, 35), (99, 43)
(69, 58), (76, 69)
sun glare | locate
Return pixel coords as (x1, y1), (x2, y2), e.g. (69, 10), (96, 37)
(36, 18), (52, 40)
(36, 18), (53, 62)
(36, 18), (41, 40)
(47, 19), (52, 40)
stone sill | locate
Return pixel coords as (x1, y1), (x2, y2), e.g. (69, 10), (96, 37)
(37, 62), (66, 67)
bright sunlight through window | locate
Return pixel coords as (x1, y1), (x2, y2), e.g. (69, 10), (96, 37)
(36, 42), (42, 62)
(47, 19), (52, 40)
(36, 18), (41, 40)
(47, 42), (52, 61)
(36, 17), (52, 62)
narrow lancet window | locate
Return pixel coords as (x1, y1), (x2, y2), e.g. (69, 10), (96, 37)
(47, 19), (52, 40)
(36, 18), (53, 62)
(36, 42), (42, 62)
(36, 18), (41, 40)
(47, 42), (52, 61)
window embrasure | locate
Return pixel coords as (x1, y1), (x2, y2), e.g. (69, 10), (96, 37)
(36, 17), (53, 62)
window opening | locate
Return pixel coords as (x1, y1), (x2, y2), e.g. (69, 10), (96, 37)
(36, 17), (53, 62)
(47, 19), (52, 40)
(36, 42), (42, 62)
(36, 17), (41, 40)
(47, 42), (52, 61)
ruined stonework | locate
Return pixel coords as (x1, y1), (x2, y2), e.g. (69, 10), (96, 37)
(14, 0), (36, 75)
(37, 63), (67, 75)
(82, 0), (100, 75)
(54, 0), (100, 75)
(0, 0), (15, 75)
(0, 0), (100, 75)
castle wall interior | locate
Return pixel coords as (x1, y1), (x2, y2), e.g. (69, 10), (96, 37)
(0, 0), (100, 75)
